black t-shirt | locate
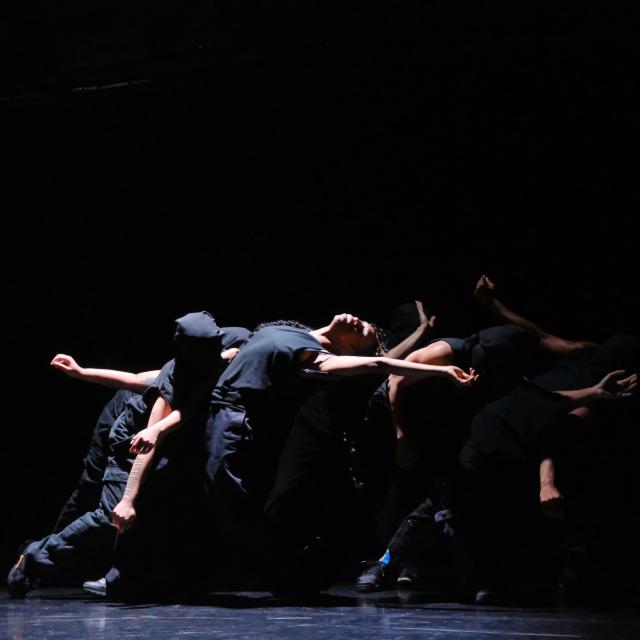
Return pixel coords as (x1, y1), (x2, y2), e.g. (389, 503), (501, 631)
(364, 327), (540, 467)
(104, 387), (160, 482)
(469, 336), (640, 462)
(441, 325), (542, 397)
(104, 357), (216, 482)
(212, 326), (325, 406)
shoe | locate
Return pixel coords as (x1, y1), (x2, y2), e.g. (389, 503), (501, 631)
(396, 563), (420, 588)
(83, 577), (107, 597)
(7, 554), (32, 598)
(474, 587), (497, 605)
(356, 561), (392, 593)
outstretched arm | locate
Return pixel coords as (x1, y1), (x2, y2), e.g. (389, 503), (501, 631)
(308, 350), (476, 387)
(384, 300), (436, 360)
(110, 396), (175, 532)
(473, 275), (597, 355)
(51, 354), (160, 393)
(514, 370), (637, 413)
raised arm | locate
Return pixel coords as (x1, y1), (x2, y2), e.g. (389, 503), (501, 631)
(473, 275), (597, 355)
(383, 300), (436, 360)
(51, 354), (160, 393)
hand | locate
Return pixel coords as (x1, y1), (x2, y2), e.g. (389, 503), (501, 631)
(572, 340), (599, 350)
(415, 300), (436, 332)
(443, 366), (479, 387)
(594, 370), (638, 400)
(221, 347), (240, 363)
(129, 427), (160, 454)
(111, 500), (136, 532)
(50, 354), (84, 379)
(540, 482), (564, 519)
(473, 274), (496, 305)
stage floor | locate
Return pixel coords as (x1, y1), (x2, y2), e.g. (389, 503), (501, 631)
(2, 586), (639, 640)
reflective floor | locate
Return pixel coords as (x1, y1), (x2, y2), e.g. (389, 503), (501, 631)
(2, 586), (639, 640)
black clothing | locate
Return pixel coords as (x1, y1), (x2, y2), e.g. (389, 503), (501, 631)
(363, 326), (542, 573)
(204, 326), (326, 553)
(221, 326), (251, 350)
(207, 326), (326, 484)
(53, 390), (137, 533)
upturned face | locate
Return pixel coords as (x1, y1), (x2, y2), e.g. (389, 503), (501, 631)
(329, 313), (378, 355)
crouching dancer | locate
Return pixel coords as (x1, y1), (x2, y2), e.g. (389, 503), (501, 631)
(7, 312), (227, 598)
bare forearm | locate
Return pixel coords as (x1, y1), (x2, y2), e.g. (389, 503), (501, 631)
(484, 298), (590, 355)
(384, 325), (430, 360)
(539, 457), (556, 487)
(514, 380), (598, 413)
(485, 298), (545, 337)
(121, 451), (156, 505)
(74, 368), (159, 393)
(148, 409), (182, 438)
(318, 355), (449, 379)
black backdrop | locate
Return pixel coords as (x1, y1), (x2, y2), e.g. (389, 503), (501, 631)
(1, 3), (638, 574)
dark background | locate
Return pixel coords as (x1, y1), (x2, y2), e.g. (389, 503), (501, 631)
(1, 3), (638, 574)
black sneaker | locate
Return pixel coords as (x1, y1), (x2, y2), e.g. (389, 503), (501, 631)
(7, 554), (32, 598)
(396, 563), (421, 588)
(356, 561), (392, 593)
(83, 577), (107, 597)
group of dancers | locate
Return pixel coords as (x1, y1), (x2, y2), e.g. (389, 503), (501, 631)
(8, 276), (639, 602)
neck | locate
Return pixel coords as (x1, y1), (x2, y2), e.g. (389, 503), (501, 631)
(309, 325), (332, 349)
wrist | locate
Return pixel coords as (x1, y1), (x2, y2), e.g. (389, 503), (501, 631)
(540, 478), (554, 487)
(590, 385), (603, 400)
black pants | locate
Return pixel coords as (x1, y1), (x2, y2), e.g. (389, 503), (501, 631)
(23, 480), (126, 580)
(53, 390), (137, 533)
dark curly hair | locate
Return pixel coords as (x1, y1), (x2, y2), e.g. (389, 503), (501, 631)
(250, 319), (385, 356)
(249, 319), (314, 339)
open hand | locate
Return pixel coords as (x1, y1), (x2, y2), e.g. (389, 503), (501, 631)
(595, 370), (638, 400)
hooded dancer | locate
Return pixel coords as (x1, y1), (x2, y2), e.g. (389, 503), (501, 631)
(7, 312), (229, 597)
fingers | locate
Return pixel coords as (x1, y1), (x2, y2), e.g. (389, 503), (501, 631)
(129, 441), (152, 454)
(111, 511), (135, 533)
(111, 512), (123, 531)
